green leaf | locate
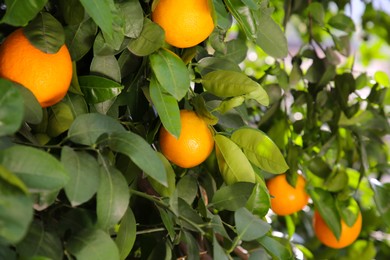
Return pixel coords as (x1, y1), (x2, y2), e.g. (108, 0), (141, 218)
(90, 55), (121, 82)
(47, 102), (74, 137)
(176, 175), (198, 205)
(117, 0), (143, 38)
(324, 167), (349, 192)
(213, 235), (229, 260)
(224, 0), (257, 40)
(235, 207), (270, 241)
(103, 132), (167, 187)
(374, 71), (390, 87)
(16, 220), (63, 260)
(328, 13), (355, 33)
(116, 207), (136, 260)
(66, 228), (120, 260)
(0, 145), (69, 192)
(309, 187), (341, 239)
(0, 79), (24, 137)
(24, 12), (65, 54)
(210, 182), (255, 211)
(215, 134), (256, 185)
(96, 164), (130, 230)
(61, 146), (100, 207)
(336, 198), (361, 227)
(202, 70), (260, 98)
(307, 2), (325, 26)
(258, 236), (294, 260)
(13, 83), (42, 125)
(149, 75), (181, 138)
(149, 48), (190, 100)
(370, 180), (390, 228)
(307, 156), (332, 178)
(67, 113), (125, 146)
(231, 128), (289, 174)
(254, 9), (288, 58)
(244, 87), (270, 106)
(217, 96), (245, 114)
(246, 181), (271, 218)
(127, 18), (165, 56)
(65, 18), (98, 61)
(58, 0), (85, 25)
(182, 231), (200, 260)
(79, 75), (124, 104)
(79, 0), (124, 50)
(0, 0), (47, 26)
(0, 244), (16, 260)
(148, 152), (176, 197)
(0, 168), (33, 244)
(197, 57), (241, 76)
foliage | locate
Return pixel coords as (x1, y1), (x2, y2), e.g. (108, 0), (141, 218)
(0, 0), (389, 259)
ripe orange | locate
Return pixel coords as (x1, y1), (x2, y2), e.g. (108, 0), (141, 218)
(0, 28), (72, 107)
(266, 174), (309, 216)
(159, 110), (214, 168)
(151, 0), (214, 48)
(313, 210), (362, 249)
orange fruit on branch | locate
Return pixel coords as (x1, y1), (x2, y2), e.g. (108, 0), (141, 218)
(151, 0), (214, 48)
(159, 110), (214, 168)
(266, 173), (309, 216)
(0, 28), (72, 107)
(313, 209), (362, 249)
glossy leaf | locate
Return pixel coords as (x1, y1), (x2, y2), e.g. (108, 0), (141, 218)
(258, 236), (294, 260)
(0, 145), (68, 192)
(149, 75), (181, 138)
(370, 179), (390, 227)
(217, 96), (245, 114)
(66, 228), (120, 260)
(328, 13), (355, 33)
(58, 0), (85, 25)
(0, 0), (47, 26)
(96, 164), (129, 230)
(309, 187), (341, 239)
(79, 0), (123, 49)
(24, 12), (65, 54)
(115, 207), (136, 260)
(254, 8), (288, 58)
(244, 87), (270, 106)
(127, 18), (165, 56)
(231, 128), (289, 174)
(234, 207), (270, 241)
(246, 180), (271, 218)
(16, 220), (63, 260)
(79, 75), (124, 104)
(12, 83), (42, 124)
(67, 113), (125, 146)
(103, 132), (167, 187)
(148, 152), (176, 197)
(0, 79), (24, 137)
(224, 0), (256, 40)
(47, 102), (74, 137)
(202, 70), (260, 98)
(210, 182), (255, 211)
(149, 48), (190, 100)
(197, 57), (241, 76)
(65, 18), (98, 61)
(90, 55), (121, 82)
(117, 0), (143, 38)
(61, 146), (100, 207)
(0, 167), (33, 244)
(214, 134), (256, 184)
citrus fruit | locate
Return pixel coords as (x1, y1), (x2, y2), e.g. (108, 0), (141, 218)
(151, 0), (214, 48)
(0, 28), (72, 107)
(159, 110), (214, 168)
(266, 174), (309, 216)
(313, 210), (362, 249)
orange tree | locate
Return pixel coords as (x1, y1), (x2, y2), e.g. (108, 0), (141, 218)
(0, 0), (389, 259)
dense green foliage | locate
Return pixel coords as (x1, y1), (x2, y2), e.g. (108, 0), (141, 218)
(0, 0), (389, 259)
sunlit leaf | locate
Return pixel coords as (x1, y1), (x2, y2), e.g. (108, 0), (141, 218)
(231, 128), (289, 174)
(0, 0), (47, 26)
(215, 134), (256, 184)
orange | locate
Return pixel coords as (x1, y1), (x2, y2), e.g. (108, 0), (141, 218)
(313, 210), (362, 248)
(151, 0), (214, 48)
(159, 110), (214, 168)
(266, 174), (309, 216)
(0, 28), (72, 107)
